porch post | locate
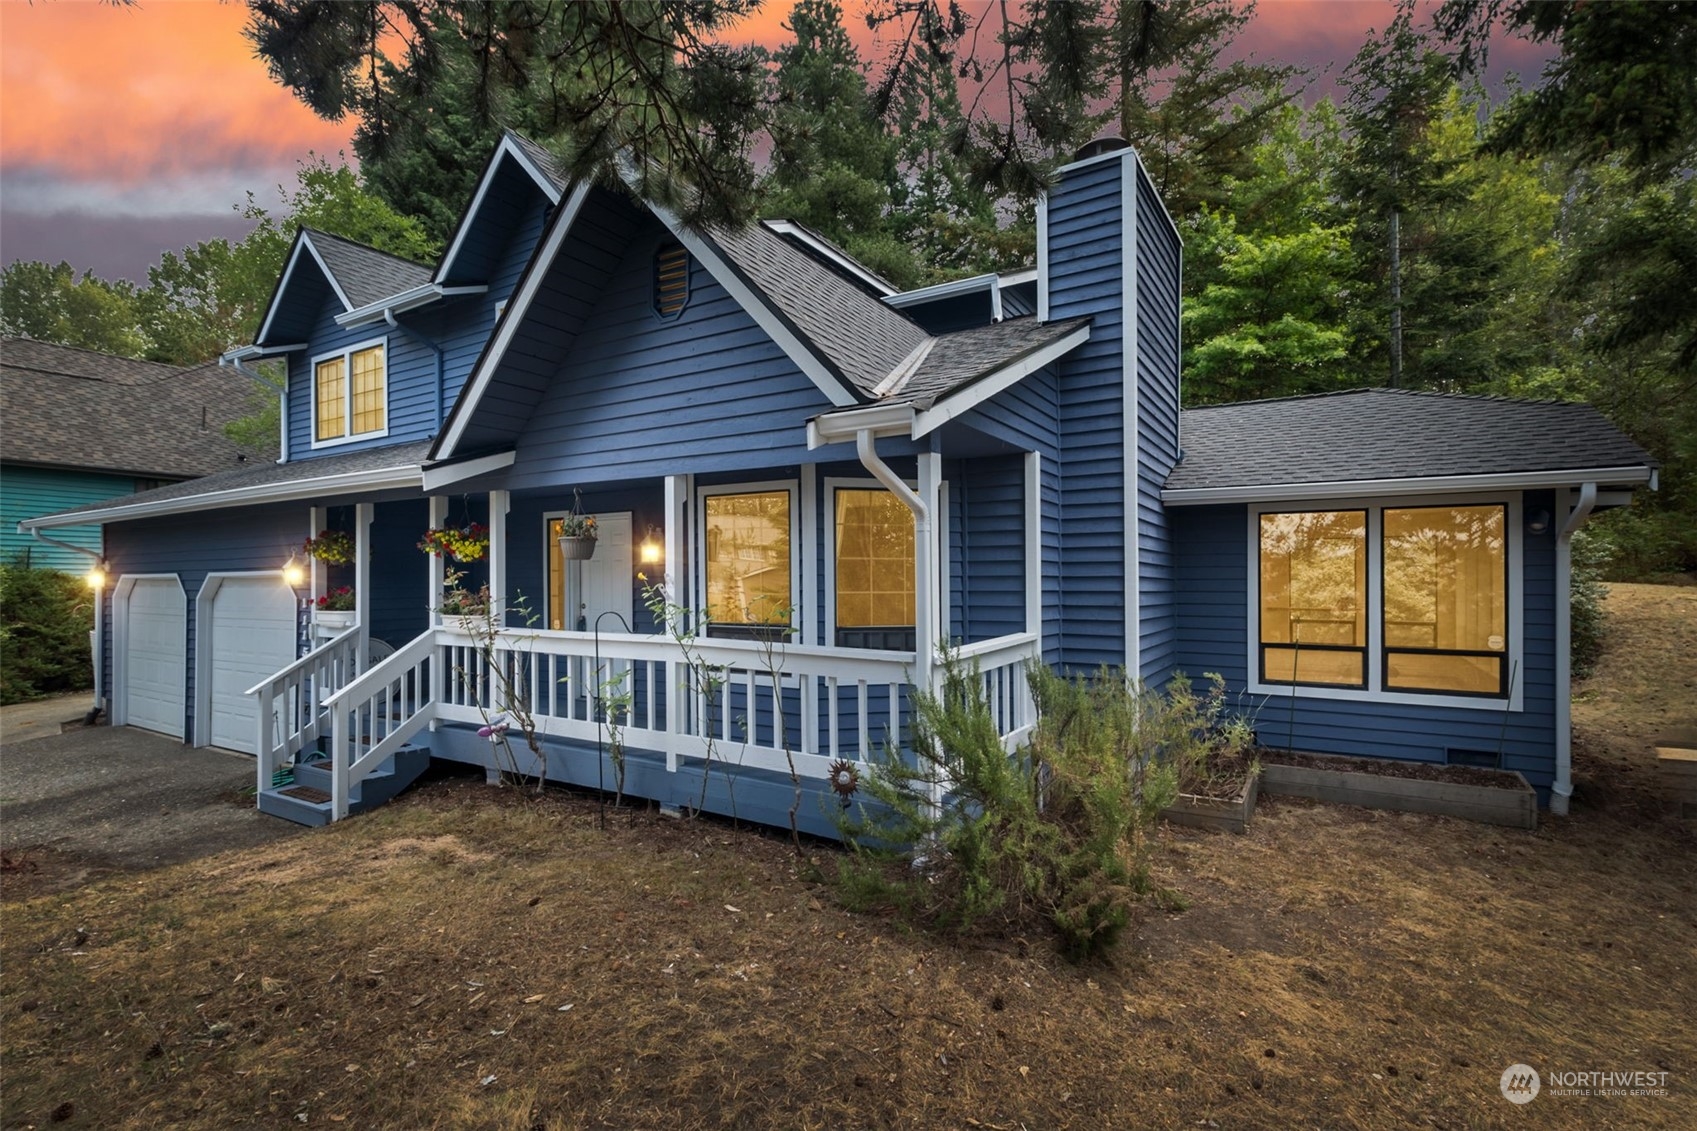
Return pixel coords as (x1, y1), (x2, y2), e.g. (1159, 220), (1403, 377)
(428, 496), (447, 626)
(489, 490), (511, 623)
(663, 473), (689, 772)
(355, 503), (372, 671)
(916, 451), (942, 685)
(309, 506), (325, 604)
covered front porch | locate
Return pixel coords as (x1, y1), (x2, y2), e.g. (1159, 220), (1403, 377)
(254, 449), (1047, 827)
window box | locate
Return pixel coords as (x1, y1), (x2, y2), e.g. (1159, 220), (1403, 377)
(1259, 751), (1537, 830)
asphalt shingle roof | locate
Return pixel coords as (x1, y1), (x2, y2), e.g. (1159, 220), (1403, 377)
(304, 230), (433, 311)
(1167, 388), (1657, 493)
(1, 339), (275, 477)
(706, 222), (929, 398)
(881, 316), (1090, 408)
(27, 440), (433, 524)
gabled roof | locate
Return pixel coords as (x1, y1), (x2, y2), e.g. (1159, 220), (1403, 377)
(1, 338), (272, 478)
(303, 230), (433, 309)
(255, 229), (432, 345)
(20, 440), (432, 529)
(434, 131), (570, 286)
(694, 220), (929, 399)
(878, 316), (1091, 408)
(1164, 388), (1658, 501)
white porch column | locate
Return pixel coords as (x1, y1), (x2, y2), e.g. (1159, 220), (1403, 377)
(355, 503), (372, 670)
(663, 473), (689, 772)
(427, 496), (447, 625)
(309, 506), (325, 603)
(489, 490), (511, 623)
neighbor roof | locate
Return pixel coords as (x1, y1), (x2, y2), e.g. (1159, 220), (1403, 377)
(20, 440), (433, 529)
(1, 338), (273, 478)
(1165, 388), (1657, 499)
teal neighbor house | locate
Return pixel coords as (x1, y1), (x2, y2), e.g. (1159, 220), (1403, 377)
(19, 134), (1657, 828)
(2, 339), (268, 570)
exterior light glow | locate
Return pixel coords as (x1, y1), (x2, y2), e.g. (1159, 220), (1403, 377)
(640, 526), (663, 565)
(282, 554), (307, 589)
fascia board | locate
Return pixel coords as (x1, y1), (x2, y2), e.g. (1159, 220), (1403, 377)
(911, 323), (1092, 438)
(20, 465), (425, 530)
(421, 450), (517, 492)
(1161, 465), (1658, 505)
(807, 404), (916, 448)
(883, 274), (997, 308)
(433, 180), (593, 460)
(335, 284), (488, 328)
(434, 135), (564, 285)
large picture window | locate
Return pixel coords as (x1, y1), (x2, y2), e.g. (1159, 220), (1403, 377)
(1383, 505), (1507, 695)
(1258, 510), (1367, 687)
(1253, 499), (1514, 703)
(313, 341), (386, 444)
(703, 489), (792, 631)
(834, 487), (915, 648)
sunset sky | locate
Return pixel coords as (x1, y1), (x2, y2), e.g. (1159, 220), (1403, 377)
(0, 0), (1556, 284)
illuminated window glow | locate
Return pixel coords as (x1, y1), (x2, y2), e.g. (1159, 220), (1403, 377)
(313, 342), (385, 443)
(704, 491), (791, 627)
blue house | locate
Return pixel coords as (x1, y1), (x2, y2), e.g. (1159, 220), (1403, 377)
(20, 135), (1656, 828)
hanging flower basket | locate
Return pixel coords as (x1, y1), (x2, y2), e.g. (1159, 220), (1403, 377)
(557, 491), (597, 560)
(558, 535), (597, 561)
(302, 529), (355, 565)
(418, 523), (489, 562)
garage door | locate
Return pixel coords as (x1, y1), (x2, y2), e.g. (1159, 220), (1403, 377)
(122, 578), (187, 739)
(206, 576), (298, 753)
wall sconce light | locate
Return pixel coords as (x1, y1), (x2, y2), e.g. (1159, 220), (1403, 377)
(281, 553), (307, 589)
(1526, 509), (1552, 536)
(85, 559), (107, 590)
(640, 525), (664, 565)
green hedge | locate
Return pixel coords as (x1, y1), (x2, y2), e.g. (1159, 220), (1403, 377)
(1, 561), (95, 705)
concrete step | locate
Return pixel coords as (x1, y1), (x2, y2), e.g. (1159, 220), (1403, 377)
(259, 743), (430, 827)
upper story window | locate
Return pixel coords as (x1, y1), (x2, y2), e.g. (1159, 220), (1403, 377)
(1253, 497), (1516, 705)
(654, 242), (690, 320)
(313, 340), (387, 445)
(701, 486), (792, 634)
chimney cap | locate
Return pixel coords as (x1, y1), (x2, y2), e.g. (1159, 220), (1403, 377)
(1074, 135), (1129, 162)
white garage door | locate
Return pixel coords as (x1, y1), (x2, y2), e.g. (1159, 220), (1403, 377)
(206, 577), (298, 753)
(122, 578), (187, 739)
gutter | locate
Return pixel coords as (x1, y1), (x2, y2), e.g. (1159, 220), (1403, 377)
(1551, 481), (1599, 816)
(335, 283), (486, 328)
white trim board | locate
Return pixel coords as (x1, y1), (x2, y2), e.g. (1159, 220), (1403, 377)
(1122, 155), (1141, 679)
(1243, 490), (1526, 714)
(422, 450), (516, 493)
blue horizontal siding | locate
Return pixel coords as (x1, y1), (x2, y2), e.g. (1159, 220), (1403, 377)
(1048, 155), (1128, 672)
(1136, 168), (1183, 684)
(1168, 497), (1561, 800)
(947, 454), (1027, 643)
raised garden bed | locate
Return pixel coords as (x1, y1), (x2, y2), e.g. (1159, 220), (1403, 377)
(1259, 751), (1538, 830)
(1161, 768), (1260, 835)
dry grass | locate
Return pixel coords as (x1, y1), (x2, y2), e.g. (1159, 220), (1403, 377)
(3, 586), (1694, 1129)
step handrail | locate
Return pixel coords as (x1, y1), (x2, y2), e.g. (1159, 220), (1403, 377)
(320, 625), (438, 711)
(244, 622), (360, 698)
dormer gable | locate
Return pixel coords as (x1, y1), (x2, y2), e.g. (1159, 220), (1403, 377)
(434, 132), (568, 288)
(255, 229), (432, 346)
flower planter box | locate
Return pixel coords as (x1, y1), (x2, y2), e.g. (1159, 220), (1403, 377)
(312, 610), (356, 631)
(1260, 752), (1538, 830)
(1162, 770), (1259, 835)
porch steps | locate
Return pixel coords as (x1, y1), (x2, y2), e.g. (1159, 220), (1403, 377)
(258, 743), (431, 827)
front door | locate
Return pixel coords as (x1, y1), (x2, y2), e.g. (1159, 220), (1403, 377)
(548, 511), (634, 632)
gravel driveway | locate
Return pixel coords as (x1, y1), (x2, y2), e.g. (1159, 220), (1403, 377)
(1, 707), (302, 895)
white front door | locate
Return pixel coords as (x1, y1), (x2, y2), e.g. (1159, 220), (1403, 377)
(206, 576), (297, 753)
(122, 578), (187, 739)
(572, 512), (634, 633)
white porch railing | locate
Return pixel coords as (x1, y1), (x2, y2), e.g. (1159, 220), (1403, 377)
(271, 623), (1040, 822)
(249, 625), (365, 799)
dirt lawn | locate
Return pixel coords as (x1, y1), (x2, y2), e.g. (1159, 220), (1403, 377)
(3, 586), (1693, 1130)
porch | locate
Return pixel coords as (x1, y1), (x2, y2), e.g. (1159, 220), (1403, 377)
(253, 617), (1039, 826)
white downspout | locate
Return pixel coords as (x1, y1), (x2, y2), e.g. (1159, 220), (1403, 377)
(25, 527), (105, 716)
(220, 355), (288, 463)
(1551, 481), (1598, 816)
(854, 430), (938, 803)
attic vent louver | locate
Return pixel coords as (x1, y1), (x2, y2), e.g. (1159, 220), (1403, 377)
(654, 242), (690, 320)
